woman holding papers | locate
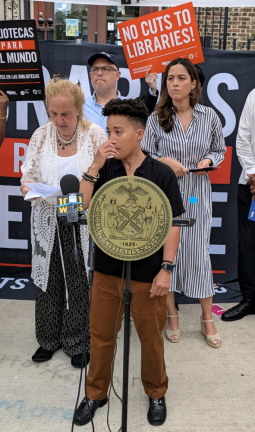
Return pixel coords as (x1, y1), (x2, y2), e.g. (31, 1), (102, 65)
(20, 77), (106, 366)
(142, 58), (226, 348)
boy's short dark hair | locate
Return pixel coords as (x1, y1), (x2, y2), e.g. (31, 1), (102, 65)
(102, 98), (149, 129)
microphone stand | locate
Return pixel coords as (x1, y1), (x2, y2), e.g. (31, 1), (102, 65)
(121, 261), (132, 432)
(88, 235), (95, 288)
(71, 223), (79, 265)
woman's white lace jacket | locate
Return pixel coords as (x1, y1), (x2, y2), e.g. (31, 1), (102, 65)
(21, 121), (106, 292)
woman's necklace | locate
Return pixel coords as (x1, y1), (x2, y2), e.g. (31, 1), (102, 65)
(56, 125), (77, 150)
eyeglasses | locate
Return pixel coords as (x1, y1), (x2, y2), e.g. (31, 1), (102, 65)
(90, 66), (118, 75)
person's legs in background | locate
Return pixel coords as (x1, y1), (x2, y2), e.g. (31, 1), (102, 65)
(222, 184), (255, 321)
(60, 220), (90, 367)
(33, 227), (64, 362)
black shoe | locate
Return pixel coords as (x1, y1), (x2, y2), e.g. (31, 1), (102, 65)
(147, 396), (167, 426)
(73, 397), (108, 426)
(32, 346), (60, 362)
(71, 351), (90, 368)
(221, 299), (255, 322)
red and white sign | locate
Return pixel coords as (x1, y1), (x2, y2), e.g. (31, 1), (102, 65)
(118, 2), (204, 80)
(0, 138), (29, 177)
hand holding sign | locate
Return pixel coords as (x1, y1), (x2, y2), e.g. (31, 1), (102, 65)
(145, 69), (158, 96)
(0, 90), (9, 117)
(118, 2), (204, 80)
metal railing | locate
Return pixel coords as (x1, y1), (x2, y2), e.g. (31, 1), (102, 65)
(37, 18), (55, 41)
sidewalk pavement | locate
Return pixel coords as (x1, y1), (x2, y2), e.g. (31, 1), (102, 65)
(0, 299), (254, 432)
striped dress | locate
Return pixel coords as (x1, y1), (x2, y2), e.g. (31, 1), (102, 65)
(141, 104), (226, 298)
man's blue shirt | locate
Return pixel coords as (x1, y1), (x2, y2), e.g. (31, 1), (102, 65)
(84, 90), (124, 133)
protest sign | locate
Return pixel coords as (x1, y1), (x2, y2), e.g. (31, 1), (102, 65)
(0, 20), (44, 101)
(117, 2), (204, 80)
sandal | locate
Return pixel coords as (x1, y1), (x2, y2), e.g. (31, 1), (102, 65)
(200, 315), (221, 348)
(165, 306), (180, 343)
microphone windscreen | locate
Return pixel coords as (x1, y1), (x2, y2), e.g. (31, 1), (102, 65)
(60, 174), (80, 195)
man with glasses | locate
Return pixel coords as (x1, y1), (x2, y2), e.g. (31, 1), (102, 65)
(84, 52), (158, 132)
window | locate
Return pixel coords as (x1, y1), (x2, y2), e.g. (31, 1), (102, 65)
(106, 6), (139, 45)
(54, 3), (88, 41)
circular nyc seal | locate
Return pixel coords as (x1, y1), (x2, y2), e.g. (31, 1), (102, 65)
(88, 176), (172, 261)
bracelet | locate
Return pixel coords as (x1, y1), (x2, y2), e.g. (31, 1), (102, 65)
(162, 260), (173, 264)
(158, 157), (164, 162)
(83, 177), (95, 185)
(0, 115), (7, 120)
(86, 170), (100, 180)
(82, 173), (98, 184)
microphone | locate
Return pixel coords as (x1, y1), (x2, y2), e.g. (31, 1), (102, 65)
(60, 174), (79, 196)
(60, 174), (80, 223)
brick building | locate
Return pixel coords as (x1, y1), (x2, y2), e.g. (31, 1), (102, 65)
(195, 7), (255, 51)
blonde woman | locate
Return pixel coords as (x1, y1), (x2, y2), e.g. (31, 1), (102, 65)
(20, 77), (106, 366)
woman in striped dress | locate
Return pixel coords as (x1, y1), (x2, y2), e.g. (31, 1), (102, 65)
(141, 58), (226, 348)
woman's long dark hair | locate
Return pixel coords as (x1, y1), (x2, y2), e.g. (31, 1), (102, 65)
(155, 58), (201, 133)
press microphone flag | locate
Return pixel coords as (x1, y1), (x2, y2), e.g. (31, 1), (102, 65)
(57, 174), (85, 223)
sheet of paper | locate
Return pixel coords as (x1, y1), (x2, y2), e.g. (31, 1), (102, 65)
(212, 304), (226, 317)
(24, 190), (42, 200)
(24, 183), (61, 200)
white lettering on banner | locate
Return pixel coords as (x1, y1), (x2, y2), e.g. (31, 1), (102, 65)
(119, 68), (141, 99)
(141, 22), (149, 37)
(130, 25), (138, 39)
(214, 286), (227, 294)
(6, 51), (37, 63)
(16, 66), (50, 130)
(212, 217), (222, 227)
(209, 245), (226, 254)
(207, 73), (239, 138)
(14, 143), (28, 173)
(16, 100), (47, 130)
(174, 11), (182, 26)
(118, 68), (161, 100)
(10, 279), (29, 289)
(163, 15), (172, 30)
(0, 278), (29, 289)
(69, 65), (91, 100)
(210, 193), (228, 255)
(0, 27), (34, 39)
(0, 278), (14, 289)
(212, 192), (228, 202)
(0, 186), (28, 249)
(42, 65), (50, 86)
(182, 9), (192, 25)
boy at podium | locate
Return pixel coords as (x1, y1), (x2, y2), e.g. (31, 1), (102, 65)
(75, 98), (185, 427)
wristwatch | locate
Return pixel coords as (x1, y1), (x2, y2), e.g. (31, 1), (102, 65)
(161, 262), (175, 273)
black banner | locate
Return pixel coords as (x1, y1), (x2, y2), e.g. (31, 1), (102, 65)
(1, 41), (255, 302)
(0, 20), (44, 101)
